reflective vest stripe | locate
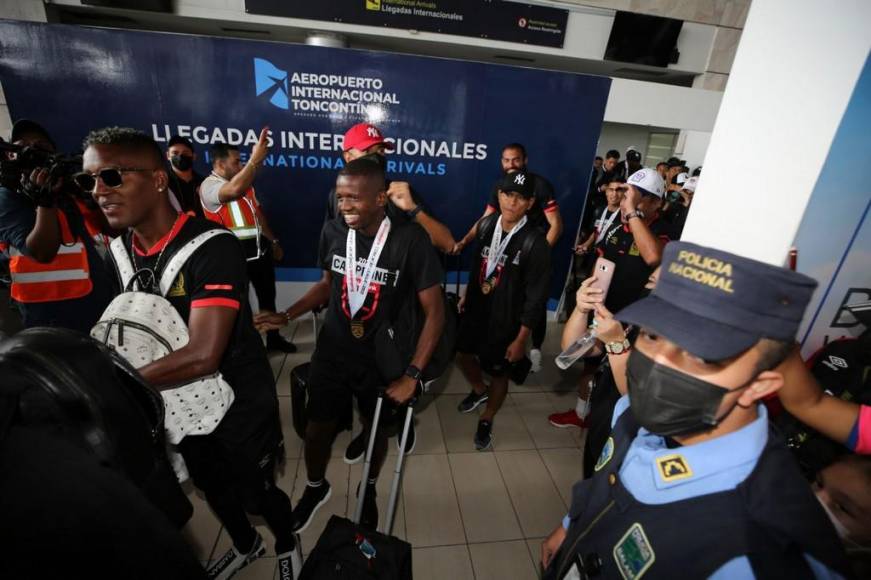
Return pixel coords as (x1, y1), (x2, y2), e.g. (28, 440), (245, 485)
(8, 212), (93, 303)
(10, 269), (90, 283)
(204, 187), (260, 241)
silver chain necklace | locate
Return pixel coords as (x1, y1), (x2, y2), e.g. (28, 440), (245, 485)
(129, 214), (181, 292)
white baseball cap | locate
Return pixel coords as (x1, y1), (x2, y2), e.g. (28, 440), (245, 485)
(627, 167), (665, 198)
(675, 172), (689, 185)
(682, 176), (699, 193)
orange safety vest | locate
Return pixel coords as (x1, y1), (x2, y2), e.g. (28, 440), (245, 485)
(203, 186), (261, 242)
(8, 210), (93, 303)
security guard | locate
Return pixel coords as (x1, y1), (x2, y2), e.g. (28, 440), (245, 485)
(541, 241), (852, 579)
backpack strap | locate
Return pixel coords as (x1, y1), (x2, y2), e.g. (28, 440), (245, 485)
(476, 212), (499, 246)
(109, 236), (136, 290)
(158, 229), (234, 297)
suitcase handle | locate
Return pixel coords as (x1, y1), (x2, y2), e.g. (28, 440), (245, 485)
(353, 386), (419, 533)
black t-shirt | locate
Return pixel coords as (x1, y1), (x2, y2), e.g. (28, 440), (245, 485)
(324, 182), (424, 225)
(662, 201), (690, 239)
(487, 172), (557, 233)
(315, 215), (443, 363)
(107, 215), (278, 444)
(463, 214), (551, 347)
(168, 171), (205, 219)
(596, 216), (673, 313)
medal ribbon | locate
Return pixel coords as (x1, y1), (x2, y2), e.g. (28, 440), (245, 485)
(595, 208), (619, 244)
(346, 216), (391, 319)
(486, 215), (527, 278)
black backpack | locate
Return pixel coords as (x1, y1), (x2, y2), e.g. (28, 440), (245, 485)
(0, 328), (192, 527)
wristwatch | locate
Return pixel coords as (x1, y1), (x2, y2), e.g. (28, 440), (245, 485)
(404, 365), (422, 381)
(407, 205), (423, 220)
(624, 210), (645, 221)
(605, 338), (632, 355)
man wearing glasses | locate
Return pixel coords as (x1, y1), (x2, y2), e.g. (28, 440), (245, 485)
(79, 127), (301, 579)
(0, 119), (112, 332)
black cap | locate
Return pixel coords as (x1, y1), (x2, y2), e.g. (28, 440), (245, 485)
(626, 149), (641, 163)
(498, 170), (534, 198)
(10, 119), (55, 148)
(167, 135), (194, 151)
(666, 156), (682, 168)
(615, 241), (818, 361)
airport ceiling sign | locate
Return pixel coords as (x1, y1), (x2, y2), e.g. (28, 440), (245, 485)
(246, 0), (569, 48)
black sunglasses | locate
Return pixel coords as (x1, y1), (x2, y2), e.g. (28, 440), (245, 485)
(73, 167), (152, 192)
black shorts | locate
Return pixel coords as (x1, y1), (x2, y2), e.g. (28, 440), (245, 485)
(455, 318), (511, 377)
(307, 356), (397, 425)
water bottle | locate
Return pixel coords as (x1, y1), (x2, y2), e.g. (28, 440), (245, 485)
(555, 330), (598, 370)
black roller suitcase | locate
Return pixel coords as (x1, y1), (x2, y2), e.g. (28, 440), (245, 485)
(298, 394), (414, 580)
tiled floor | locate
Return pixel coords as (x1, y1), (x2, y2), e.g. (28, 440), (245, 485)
(184, 319), (588, 579)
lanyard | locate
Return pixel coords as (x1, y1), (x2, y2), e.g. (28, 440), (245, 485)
(346, 216), (391, 319)
(595, 208), (620, 244)
(486, 215), (527, 278)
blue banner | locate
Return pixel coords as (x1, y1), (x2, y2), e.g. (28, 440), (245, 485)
(0, 20), (610, 305)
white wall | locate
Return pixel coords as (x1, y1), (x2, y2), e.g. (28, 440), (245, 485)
(603, 77), (722, 131)
(681, 0), (871, 264)
(674, 130), (711, 169)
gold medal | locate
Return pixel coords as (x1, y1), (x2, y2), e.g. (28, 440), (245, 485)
(481, 280), (493, 295)
(350, 321), (365, 339)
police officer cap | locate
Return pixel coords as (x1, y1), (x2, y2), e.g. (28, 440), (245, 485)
(498, 170), (534, 198)
(615, 241), (818, 361)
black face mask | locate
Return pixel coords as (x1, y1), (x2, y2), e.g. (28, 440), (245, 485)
(627, 349), (753, 437)
(170, 154), (193, 172)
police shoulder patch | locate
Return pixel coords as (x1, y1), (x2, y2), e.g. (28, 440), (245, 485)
(655, 453), (693, 482)
(613, 522), (655, 580)
(594, 437), (615, 472)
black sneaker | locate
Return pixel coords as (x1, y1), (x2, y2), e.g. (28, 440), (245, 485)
(276, 541), (303, 580)
(474, 420), (493, 451)
(396, 418), (416, 455)
(207, 533), (266, 580)
(356, 482), (379, 531)
(292, 481), (332, 534)
(344, 431), (367, 465)
(267, 332), (298, 353)
(458, 390), (489, 414)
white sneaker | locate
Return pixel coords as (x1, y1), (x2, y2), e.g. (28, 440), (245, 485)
(207, 534), (266, 580)
(277, 540), (303, 580)
(529, 348), (542, 373)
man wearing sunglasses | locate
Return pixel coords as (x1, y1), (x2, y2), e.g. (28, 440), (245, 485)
(0, 119), (112, 332)
(81, 127), (301, 579)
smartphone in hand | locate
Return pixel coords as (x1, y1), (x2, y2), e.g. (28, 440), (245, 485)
(591, 258), (616, 302)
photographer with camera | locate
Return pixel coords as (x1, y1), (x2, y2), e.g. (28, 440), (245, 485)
(0, 120), (112, 332)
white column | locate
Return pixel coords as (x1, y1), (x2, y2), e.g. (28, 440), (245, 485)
(680, 0), (871, 265)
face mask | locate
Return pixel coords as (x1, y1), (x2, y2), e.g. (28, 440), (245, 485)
(627, 349), (752, 437)
(170, 154), (193, 171)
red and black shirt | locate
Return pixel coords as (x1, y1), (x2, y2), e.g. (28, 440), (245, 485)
(315, 215), (443, 364)
(596, 216), (673, 313)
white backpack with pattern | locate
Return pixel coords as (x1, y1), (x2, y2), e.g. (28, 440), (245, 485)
(91, 230), (235, 444)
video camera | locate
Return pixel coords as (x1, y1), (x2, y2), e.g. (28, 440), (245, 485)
(0, 138), (83, 198)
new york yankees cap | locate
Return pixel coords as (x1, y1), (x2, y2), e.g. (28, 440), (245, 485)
(498, 170), (534, 198)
